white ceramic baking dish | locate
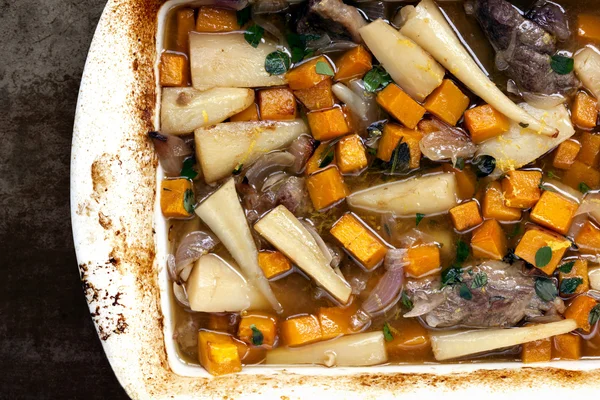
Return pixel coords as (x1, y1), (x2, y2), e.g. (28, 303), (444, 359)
(71, 0), (600, 398)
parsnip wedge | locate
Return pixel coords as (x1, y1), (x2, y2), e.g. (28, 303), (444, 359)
(431, 319), (577, 361)
(195, 179), (282, 313)
(589, 266), (600, 291)
(254, 205), (352, 304)
(399, 0), (556, 136)
(359, 19), (444, 102)
(574, 47), (600, 100)
(266, 332), (387, 367)
(190, 32), (286, 90)
(160, 87), (254, 135)
(186, 254), (269, 312)
(347, 173), (458, 216)
(195, 120), (308, 183)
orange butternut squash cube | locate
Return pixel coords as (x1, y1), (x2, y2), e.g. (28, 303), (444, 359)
(377, 124), (422, 168)
(464, 104), (510, 143)
(159, 52), (189, 87)
(280, 315), (323, 347)
(471, 219), (507, 261)
(198, 330), (242, 376)
(559, 259), (589, 296)
(514, 227), (571, 275)
(553, 333), (582, 360)
(522, 337), (552, 363)
(530, 191), (578, 235)
(334, 46), (372, 82)
(578, 14), (600, 41)
(405, 244), (441, 277)
(424, 79), (470, 126)
(195, 6), (239, 32)
(161, 178), (194, 219)
(330, 213), (388, 270)
(238, 312), (278, 347)
(577, 132), (600, 166)
(286, 56), (331, 90)
(563, 160), (600, 190)
(175, 8), (196, 54)
(482, 181), (522, 222)
(230, 103), (259, 122)
(553, 139), (581, 170)
(442, 164), (477, 200)
(294, 79), (335, 111)
(385, 318), (431, 360)
(305, 143), (333, 176)
(208, 313), (236, 333)
(572, 92), (598, 129)
(317, 303), (358, 340)
(307, 107), (350, 141)
(306, 166), (349, 210)
(336, 134), (367, 174)
(257, 250), (292, 279)
(564, 295), (598, 333)
(449, 201), (483, 232)
(575, 220), (600, 254)
(258, 87), (297, 120)
(501, 170), (542, 209)
(376, 84), (426, 129)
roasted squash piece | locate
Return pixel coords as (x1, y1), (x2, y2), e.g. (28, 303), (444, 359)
(336, 134), (368, 174)
(576, 132), (600, 166)
(238, 312), (278, 347)
(195, 6), (239, 32)
(442, 164), (477, 200)
(514, 227), (571, 275)
(405, 244), (441, 277)
(230, 103), (260, 122)
(482, 181), (522, 222)
(559, 259), (589, 296)
(258, 250), (292, 279)
(306, 166), (349, 211)
(449, 201), (483, 232)
(307, 107), (350, 141)
(334, 46), (372, 82)
(530, 191), (578, 235)
(470, 219), (507, 261)
(318, 303), (359, 340)
(286, 56), (332, 90)
(501, 170), (542, 209)
(464, 104), (510, 143)
(575, 220), (600, 254)
(280, 315), (323, 347)
(563, 294), (598, 333)
(553, 139), (581, 170)
(161, 178), (194, 219)
(572, 91), (598, 129)
(376, 84), (426, 129)
(175, 8), (195, 54)
(330, 213), (388, 270)
(258, 87), (297, 120)
(377, 124), (422, 168)
(553, 333), (582, 360)
(159, 52), (189, 87)
(208, 313), (236, 333)
(294, 80), (335, 111)
(424, 79), (470, 126)
(198, 330), (242, 375)
(578, 14), (600, 41)
(305, 143), (334, 176)
(522, 337), (552, 363)
(563, 160), (600, 190)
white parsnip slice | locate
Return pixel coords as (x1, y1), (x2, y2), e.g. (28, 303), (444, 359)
(574, 47), (600, 100)
(589, 266), (600, 291)
(346, 173), (458, 216)
(160, 87), (254, 135)
(189, 32), (286, 90)
(266, 332), (387, 367)
(254, 205), (352, 304)
(399, 0), (556, 136)
(430, 319), (578, 361)
(359, 19), (444, 102)
(194, 119), (308, 183)
(195, 179), (282, 313)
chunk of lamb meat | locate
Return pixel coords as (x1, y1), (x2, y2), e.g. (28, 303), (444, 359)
(296, 0), (367, 43)
(527, 1), (570, 42)
(404, 261), (559, 328)
(472, 0), (578, 95)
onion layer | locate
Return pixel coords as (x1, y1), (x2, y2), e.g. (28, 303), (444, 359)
(174, 231), (220, 280)
(418, 119), (476, 164)
(149, 131), (193, 177)
(244, 151), (295, 190)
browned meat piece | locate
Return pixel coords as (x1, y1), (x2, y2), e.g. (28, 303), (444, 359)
(527, 1), (570, 42)
(296, 0), (367, 43)
(404, 261), (559, 328)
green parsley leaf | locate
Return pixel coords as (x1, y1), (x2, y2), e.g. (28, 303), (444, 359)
(557, 261), (575, 274)
(244, 24), (264, 48)
(367, 147), (377, 156)
(550, 55), (574, 75)
(363, 66), (392, 92)
(535, 277), (558, 302)
(535, 246), (552, 268)
(291, 47), (305, 63)
(519, 122), (529, 128)
(319, 148), (335, 168)
(400, 291), (413, 310)
(441, 264), (463, 287)
(454, 157), (465, 171)
(315, 61), (334, 76)
(579, 182), (591, 194)
(265, 50), (291, 75)
(456, 240), (469, 263)
(471, 155), (496, 177)
(287, 33), (320, 63)
(416, 213), (425, 226)
(183, 189), (195, 215)
(383, 322), (394, 342)
(390, 142), (410, 174)
(560, 277), (584, 294)
(236, 7), (251, 27)
(233, 163), (243, 175)
(250, 324), (264, 346)
(507, 224), (523, 239)
(458, 283), (473, 300)
(180, 157), (198, 180)
(471, 272), (488, 289)
(589, 304), (600, 326)
(547, 170), (559, 180)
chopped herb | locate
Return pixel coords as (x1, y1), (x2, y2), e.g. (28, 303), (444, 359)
(318, 148), (335, 168)
(383, 223), (391, 237)
(363, 66), (392, 92)
(367, 147), (377, 156)
(538, 183), (558, 193)
(233, 163), (243, 175)
(180, 157), (198, 180)
(315, 61), (334, 76)
(507, 224), (522, 238)
(456, 240), (469, 263)
(560, 277), (583, 294)
(454, 157), (465, 171)
(183, 189), (195, 214)
(550, 55), (574, 75)
(503, 248), (517, 263)
(265, 50), (291, 75)
(458, 283), (473, 300)
(471, 272), (488, 289)
(383, 322), (394, 342)
(441, 264), (463, 287)
(400, 291), (413, 310)
(519, 122), (529, 128)
(589, 304), (600, 326)
(535, 277), (558, 302)
(236, 7), (251, 27)
(471, 155), (496, 177)
(250, 324), (264, 346)
(287, 33), (320, 63)
(547, 170), (559, 180)
(390, 142), (410, 174)
(244, 24), (264, 48)
(416, 213), (425, 226)
(579, 182), (591, 194)
(535, 246), (552, 268)
(557, 261), (575, 274)
(291, 47), (305, 63)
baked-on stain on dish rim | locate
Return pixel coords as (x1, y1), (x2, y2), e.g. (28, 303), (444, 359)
(70, 0), (600, 397)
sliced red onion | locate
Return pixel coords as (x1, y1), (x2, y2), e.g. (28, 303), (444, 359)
(332, 83), (369, 119)
(523, 92), (566, 110)
(574, 192), (600, 222)
(506, 79), (520, 96)
(403, 293), (446, 318)
(418, 119), (476, 164)
(173, 282), (190, 309)
(300, 220), (334, 265)
(251, 10), (286, 45)
(316, 41), (358, 55)
(348, 79), (381, 128)
(289, 135), (315, 174)
(356, 1), (386, 21)
(306, 33), (332, 50)
(262, 172), (288, 192)
(567, 214), (588, 240)
(167, 254), (178, 282)
(275, 176), (308, 215)
(203, 0), (249, 10)
(245, 151), (295, 190)
(148, 131), (193, 177)
(251, 0), (288, 14)
(174, 231), (220, 278)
